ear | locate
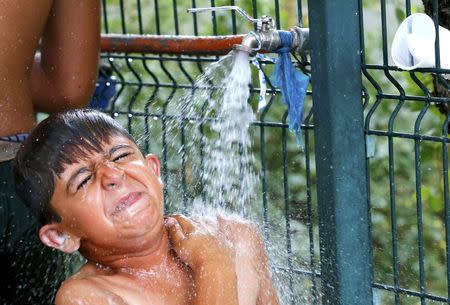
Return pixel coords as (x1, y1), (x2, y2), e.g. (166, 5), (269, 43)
(145, 154), (160, 177)
(39, 223), (80, 254)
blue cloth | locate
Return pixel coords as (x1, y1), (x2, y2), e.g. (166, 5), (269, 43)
(89, 69), (116, 109)
(270, 31), (309, 147)
(0, 132), (29, 143)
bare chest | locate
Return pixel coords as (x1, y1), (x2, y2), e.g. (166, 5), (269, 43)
(92, 269), (194, 305)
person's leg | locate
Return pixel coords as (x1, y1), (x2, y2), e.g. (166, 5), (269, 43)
(31, 0), (100, 113)
(0, 0), (54, 137)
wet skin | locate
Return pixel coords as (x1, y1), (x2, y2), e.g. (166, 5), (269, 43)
(41, 136), (280, 305)
(0, 0), (99, 137)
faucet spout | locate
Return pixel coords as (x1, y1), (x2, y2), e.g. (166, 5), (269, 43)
(233, 32), (261, 56)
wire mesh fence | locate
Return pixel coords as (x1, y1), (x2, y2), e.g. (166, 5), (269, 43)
(361, 0), (450, 304)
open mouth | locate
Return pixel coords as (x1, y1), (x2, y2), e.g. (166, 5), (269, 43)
(112, 192), (143, 216)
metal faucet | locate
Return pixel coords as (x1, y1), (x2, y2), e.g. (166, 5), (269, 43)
(187, 6), (309, 56)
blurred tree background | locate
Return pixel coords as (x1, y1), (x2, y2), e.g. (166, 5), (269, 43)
(98, 0), (449, 304)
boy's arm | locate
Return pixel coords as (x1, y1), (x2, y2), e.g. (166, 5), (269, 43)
(219, 218), (280, 305)
(165, 215), (239, 305)
(31, 0), (100, 113)
(246, 226), (280, 305)
(55, 278), (128, 305)
(254, 235), (281, 305)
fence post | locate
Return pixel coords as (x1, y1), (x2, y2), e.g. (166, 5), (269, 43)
(307, 1), (373, 304)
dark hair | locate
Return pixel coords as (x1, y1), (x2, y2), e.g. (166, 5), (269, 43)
(13, 109), (135, 225)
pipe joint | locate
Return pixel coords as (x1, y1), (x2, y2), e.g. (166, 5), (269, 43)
(233, 27), (309, 56)
(188, 6), (309, 56)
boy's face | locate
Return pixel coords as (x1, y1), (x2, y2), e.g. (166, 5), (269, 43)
(47, 135), (165, 255)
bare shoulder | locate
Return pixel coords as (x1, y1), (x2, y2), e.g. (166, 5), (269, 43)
(216, 214), (265, 255)
(55, 273), (128, 305)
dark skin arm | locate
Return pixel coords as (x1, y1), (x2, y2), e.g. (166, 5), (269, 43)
(31, 0), (100, 113)
(251, 228), (281, 305)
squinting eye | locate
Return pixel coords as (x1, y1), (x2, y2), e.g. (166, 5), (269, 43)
(113, 152), (131, 162)
(77, 175), (92, 190)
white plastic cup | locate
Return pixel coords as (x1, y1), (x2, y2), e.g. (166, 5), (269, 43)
(391, 13), (450, 70)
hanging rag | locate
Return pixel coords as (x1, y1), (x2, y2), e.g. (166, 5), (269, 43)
(270, 30), (309, 148)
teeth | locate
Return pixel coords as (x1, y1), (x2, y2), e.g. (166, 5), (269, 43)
(112, 193), (140, 215)
(115, 202), (127, 213)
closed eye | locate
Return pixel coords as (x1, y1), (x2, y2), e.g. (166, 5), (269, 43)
(77, 174), (92, 190)
(113, 152), (132, 162)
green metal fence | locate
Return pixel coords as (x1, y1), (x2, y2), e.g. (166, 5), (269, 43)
(97, 0), (450, 304)
(361, 0), (450, 304)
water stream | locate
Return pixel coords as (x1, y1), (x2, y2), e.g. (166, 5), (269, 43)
(169, 50), (257, 215)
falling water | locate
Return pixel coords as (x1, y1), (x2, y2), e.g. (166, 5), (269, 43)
(203, 51), (256, 213)
(168, 50), (257, 215)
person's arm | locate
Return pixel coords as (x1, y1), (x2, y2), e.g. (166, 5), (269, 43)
(216, 217), (280, 305)
(165, 215), (239, 305)
(251, 229), (281, 305)
(31, 0), (100, 113)
(55, 278), (128, 305)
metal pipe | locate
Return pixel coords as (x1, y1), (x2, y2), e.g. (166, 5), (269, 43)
(100, 34), (244, 55)
(100, 28), (309, 56)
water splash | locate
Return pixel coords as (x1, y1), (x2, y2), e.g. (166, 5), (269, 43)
(168, 50), (257, 215)
(203, 51), (256, 213)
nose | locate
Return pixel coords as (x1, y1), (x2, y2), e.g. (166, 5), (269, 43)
(98, 161), (124, 190)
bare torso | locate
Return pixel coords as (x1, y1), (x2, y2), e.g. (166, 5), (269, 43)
(60, 216), (264, 305)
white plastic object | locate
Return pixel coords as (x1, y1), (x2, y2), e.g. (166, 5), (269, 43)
(391, 13), (450, 70)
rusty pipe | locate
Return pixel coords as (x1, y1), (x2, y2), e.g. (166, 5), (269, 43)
(100, 34), (244, 55)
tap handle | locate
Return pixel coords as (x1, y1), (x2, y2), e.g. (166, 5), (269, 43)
(187, 6), (273, 30)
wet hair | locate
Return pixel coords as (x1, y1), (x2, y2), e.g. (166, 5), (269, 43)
(13, 109), (135, 225)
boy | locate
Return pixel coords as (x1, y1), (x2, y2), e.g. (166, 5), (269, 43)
(13, 109), (280, 305)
